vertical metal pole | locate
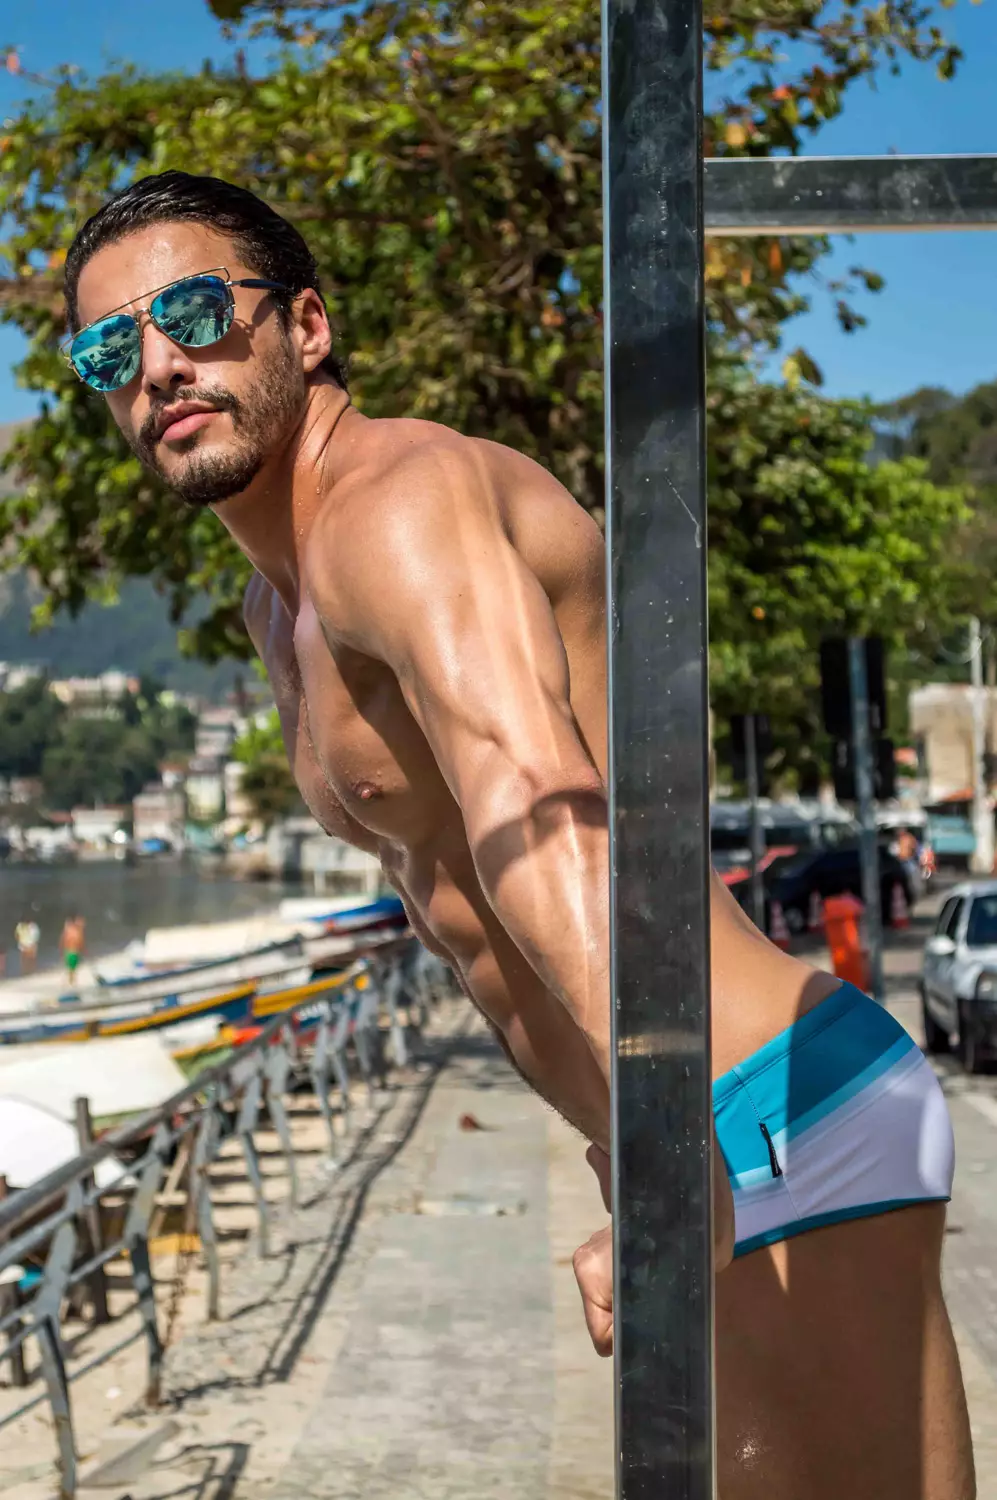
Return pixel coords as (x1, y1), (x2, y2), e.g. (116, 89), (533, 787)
(745, 715), (765, 930)
(969, 617), (994, 875)
(848, 639), (884, 1003)
(74, 1096), (110, 1325)
(0, 1175), (28, 1388)
(603, 0), (714, 1494)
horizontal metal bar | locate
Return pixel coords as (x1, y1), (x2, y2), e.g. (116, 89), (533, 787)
(68, 1241), (125, 1285)
(704, 154), (997, 235)
(0, 1383), (48, 1430)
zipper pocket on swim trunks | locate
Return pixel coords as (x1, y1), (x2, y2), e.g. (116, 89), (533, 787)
(758, 1122), (783, 1179)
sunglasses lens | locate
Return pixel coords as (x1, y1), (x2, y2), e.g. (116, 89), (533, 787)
(151, 275), (232, 348)
(70, 314), (141, 392)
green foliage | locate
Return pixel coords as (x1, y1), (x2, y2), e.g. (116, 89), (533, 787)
(231, 706), (285, 763)
(709, 371), (971, 785)
(0, 675), (64, 778)
(40, 717), (158, 811)
(237, 755), (302, 826)
(0, 676), (195, 809)
(0, 0), (963, 665)
(232, 708), (301, 824)
(874, 381), (997, 639)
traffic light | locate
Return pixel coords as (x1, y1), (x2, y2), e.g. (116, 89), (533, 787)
(820, 637), (888, 739)
(866, 638), (887, 735)
(830, 737), (896, 802)
(820, 640), (852, 740)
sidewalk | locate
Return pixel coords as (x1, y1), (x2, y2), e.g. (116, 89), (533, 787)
(2, 1007), (612, 1500)
(6, 921), (996, 1499)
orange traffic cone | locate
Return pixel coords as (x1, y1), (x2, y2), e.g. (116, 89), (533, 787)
(890, 881), (909, 930)
(807, 889), (825, 934)
(769, 899), (791, 951)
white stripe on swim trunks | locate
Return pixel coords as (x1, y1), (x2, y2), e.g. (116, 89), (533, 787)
(964, 1092), (997, 1130)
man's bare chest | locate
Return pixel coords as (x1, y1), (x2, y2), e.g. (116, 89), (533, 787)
(283, 598), (453, 845)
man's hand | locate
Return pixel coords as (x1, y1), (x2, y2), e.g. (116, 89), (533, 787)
(573, 1223), (614, 1358)
(574, 1138), (736, 1358)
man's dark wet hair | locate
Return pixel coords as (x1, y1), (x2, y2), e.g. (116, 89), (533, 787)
(64, 171), (348, 389)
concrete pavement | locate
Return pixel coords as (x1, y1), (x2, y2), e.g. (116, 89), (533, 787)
(878, 882), (997, 1497)
(5, 891), (997, 1498)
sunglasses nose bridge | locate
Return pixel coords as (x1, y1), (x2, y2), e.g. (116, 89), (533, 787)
(135, 304), (201, 390)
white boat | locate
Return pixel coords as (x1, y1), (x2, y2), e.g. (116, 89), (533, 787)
(0, 895), (408, 1042)
(0, 1097), (131, 1191)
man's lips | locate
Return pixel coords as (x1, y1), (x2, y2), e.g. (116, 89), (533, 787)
(158, 410), (220, 443)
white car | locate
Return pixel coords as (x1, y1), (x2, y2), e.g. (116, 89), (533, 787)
(921, 880), (997, 1074)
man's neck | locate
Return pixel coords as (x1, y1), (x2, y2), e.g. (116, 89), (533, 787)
(212, 380), (360, 613)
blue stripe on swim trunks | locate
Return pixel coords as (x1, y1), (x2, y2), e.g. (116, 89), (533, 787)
(713, 983), (954, 1256)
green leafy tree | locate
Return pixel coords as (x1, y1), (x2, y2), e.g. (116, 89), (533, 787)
(0, 0), (963, 658)
(0, 675), (65, 778)
(709, 372), (971, 787)
(0, 0), (980, 786)
(231, 707), (302, 824)
(876, 382), (997, 633)
(0, 674), (196, 808)
(40, 716), (158, 809)
(231, 707), (285, 765)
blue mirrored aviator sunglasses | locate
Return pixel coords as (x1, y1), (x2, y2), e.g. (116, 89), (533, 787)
(63, 268), (290, 393)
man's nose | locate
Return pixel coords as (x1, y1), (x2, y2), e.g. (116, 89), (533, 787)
(138, 314), (198, 393)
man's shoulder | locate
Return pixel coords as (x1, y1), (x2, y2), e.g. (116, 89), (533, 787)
(339, 418), (489, 516)
(307, 424), (498, 581)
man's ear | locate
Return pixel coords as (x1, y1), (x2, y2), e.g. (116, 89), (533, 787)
(294, 288), (334, 374)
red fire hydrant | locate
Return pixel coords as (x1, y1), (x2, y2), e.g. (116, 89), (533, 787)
(824, 892), (871, 994)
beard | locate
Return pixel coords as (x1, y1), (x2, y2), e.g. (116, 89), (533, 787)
(130, 335), (306, 508)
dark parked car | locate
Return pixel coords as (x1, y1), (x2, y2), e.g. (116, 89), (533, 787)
(733, 843), (914, 935)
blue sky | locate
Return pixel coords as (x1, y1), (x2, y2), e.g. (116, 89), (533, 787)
(1, 0), (996, 420)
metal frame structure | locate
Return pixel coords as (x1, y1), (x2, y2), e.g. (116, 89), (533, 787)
(602, 3), (997, 1491)
(0, 940), (447, 1500)
(704, 154), (997, 234)
(603, 6), (713, 1496)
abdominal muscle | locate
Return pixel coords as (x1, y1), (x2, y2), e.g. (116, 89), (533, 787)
(387, 839), (612, 1144)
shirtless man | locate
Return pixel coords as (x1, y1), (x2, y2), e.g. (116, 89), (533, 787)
(65, 171), (973, 1498)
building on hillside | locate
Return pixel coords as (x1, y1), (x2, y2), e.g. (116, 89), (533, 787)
(15, 821), (74, 859)
(195, 706), (242, 759)
(50, 671), (139, 715)
(223, 760), (253, 824)
(133, 785), (186, 848)
(0, 662), (45, 691)
(185, 755), (225, 823)
(158, 762), (187, 791)
(0, 776), (43, 806)
(908, 682), (997, 803)
(71, 805), (129, 848)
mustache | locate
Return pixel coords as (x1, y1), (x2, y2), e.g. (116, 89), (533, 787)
(139, 386), (240, 449)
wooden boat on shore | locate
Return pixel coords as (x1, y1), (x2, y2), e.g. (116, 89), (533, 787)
(0, 895), (409, 1048)
(90, 895), (407, 997)
(0, 957), (390, 1049)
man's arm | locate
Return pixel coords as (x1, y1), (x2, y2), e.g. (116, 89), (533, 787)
(307, 450), (611, 1079)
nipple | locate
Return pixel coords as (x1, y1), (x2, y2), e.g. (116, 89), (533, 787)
(356, 780), (380, 802)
